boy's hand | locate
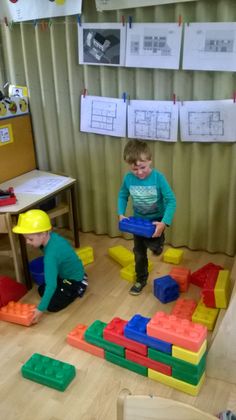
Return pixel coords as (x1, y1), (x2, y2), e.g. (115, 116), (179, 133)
(152, 221), (166, 238)
(31, 308), (43, 324)
(119, 215), (128, 221)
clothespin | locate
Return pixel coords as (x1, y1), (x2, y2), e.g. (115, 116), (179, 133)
(233, 91), (236, 103)
(77, 15), (82, 26)
(4, 17), (8, 27)
(40, 20), (48, 31)
(121, 16), (125, 26)
(49, 19), (52, 28)
(128, 16), (132, 29)
(83, 88), (87, 98)
(33, 20), (38, 27)
(122, 92), (126, 103)
(178, 15), (182, 27)
(173, 93), (176, 105)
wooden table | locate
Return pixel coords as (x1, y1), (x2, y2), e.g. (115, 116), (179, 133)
(0, 170), (80, 289)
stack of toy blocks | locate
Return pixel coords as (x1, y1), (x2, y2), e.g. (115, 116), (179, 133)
(153, 276), (179, 303)
(163, 248), (184, 264)
(0, 301), (36, 326)
(21, 353), (76, 391)
(119, 217), (155, 238)
(67, 311), (207, 396)
(75, 246), (94, 266)
(108, 245), (153, 282)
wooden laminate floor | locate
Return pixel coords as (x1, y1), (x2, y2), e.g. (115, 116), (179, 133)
(0, 231), (235, 420)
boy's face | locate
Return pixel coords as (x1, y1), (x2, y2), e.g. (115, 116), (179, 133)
(24, 232), (48, 248)
(130, 159), (152, 180)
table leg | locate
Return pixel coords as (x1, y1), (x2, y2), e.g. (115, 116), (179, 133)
(70, 184), (80, 248)
(19, 234), (32, 290)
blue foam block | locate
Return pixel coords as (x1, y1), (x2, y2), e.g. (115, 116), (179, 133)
(153, 275), (179, 304)
(119, 217), (155, 238)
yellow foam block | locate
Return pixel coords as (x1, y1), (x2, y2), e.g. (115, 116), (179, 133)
(120, 261), (154, 282)
(148, 369), (205, 396)
(163, 248), (184, 265)
(75, 246), (94, 266)
(214, 270), (231, 308)
(172, 340), (207, 365)
(108, 245), (134, 267)
(192, 299), (219, 331)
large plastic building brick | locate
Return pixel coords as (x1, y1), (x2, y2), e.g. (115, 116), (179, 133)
(192, 299), (219, 331)
(153, 276), (179, 304)
(169, 267), (190, 292)
(214, 270), (231, 308)
(120, 260), (153, 282)
(148, 369), (205, 396)
(103, 317), (147, 355)
(171, 298), (197, 321)
(75, 246), (94, 266)
(201, 269), (219, 307)
(84, 320), (124, 357)
(119, 217), (155, 238)
(0, 276), (27, 308)
(163, 248), (184, 265)
(0, 301), (36, 326)
(172, 340), (207, 365)
(67, 324), (104, 358)
(21, 353), (76, 391)
(124, 314), (172, 354)
(105, 350), (147, 376)
(190, 262), (222, 288)
(125, 349), (172, 376)
(108, 245), (134, 267)
(147, 311), (207, 352)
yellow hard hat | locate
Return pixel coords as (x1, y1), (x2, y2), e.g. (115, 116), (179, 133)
(12, 209), (52, 234)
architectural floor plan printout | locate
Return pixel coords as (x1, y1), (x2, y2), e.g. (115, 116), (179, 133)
(80, 95), (127, 138)
(128, 100), (178, 142)
(183, 22), (236, 72)
(95, 0), (199, 11)
(78, 23), (126, 67)
(180, 100), (236, 142)
(0, 0), (82, 22)
(125, 23), (182, 69)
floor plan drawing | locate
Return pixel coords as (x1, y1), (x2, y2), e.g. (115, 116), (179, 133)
(128, 100), (178, 142)
(80, 95), (127, 138)
(205, 31), (234, 53)
(188, 111), (224, 137)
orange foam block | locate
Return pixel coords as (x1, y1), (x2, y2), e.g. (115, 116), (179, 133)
(147, 311), (207, 352)
(67, 324), (105, 358)
(169, 267), (191, 292)
(0, 301), (36, 326)
(171, 298), (197, 321)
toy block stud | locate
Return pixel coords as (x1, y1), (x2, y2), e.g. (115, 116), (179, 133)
(108, 245), (134, 267)
(0, 301), (36, 326)
(67, 324), (104, 358)
(169, 267), (190, 292)
(119, 217), (155, 238)
(214, 270), (231, 309)
(190, 262), (222, 288)
(163, 248), (183, 265)
(75, 246), (94, 266)
(21, 353), (76, 391)
(120, 260), (153, 282)
(153, 276), (179, 304)
(171, 298), (197, 321)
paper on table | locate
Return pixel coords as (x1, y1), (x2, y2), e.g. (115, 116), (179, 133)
(14, 176), (69, 194)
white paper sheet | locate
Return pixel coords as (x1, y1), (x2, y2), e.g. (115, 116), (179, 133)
(95, 0), (199, 11)
(13, 176), (69, 194)
(180, 100), (236, 142)
(78, 23), (126, 67)
(80, 95), (127, 138)
(125, 23), (182, 69)
(128, 100), (178, 142)
(183, 22), (236, 72)
(0, 0), (82, 22)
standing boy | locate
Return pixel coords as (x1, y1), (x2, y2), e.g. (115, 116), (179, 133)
(13, 209), (88, 323)
(118, 140), (176, 295)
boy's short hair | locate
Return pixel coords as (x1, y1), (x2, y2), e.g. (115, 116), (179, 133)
(123, 140), (152, 164)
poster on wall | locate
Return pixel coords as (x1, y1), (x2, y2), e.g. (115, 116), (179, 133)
(95, 0), (199, 11)
(128, 99), (178, 142)
(180, 100), (236, 142)
(78, 23), (126, 67)
(125, 23), (182, 69)
(183, 22), (236, 72)
(80, 95), (127, 138)
(0, 0), (82, 22)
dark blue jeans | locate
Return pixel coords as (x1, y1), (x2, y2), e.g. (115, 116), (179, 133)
(133, 233), (165, 284)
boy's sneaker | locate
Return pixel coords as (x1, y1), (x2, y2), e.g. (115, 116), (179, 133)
(129, 281), (146, 296)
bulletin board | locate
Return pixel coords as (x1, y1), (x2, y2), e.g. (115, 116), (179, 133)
(0, 114), (36, 183)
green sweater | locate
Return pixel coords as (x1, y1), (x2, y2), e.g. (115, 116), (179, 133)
(38, 232), (84, 312)
(118, 169), (176, 226)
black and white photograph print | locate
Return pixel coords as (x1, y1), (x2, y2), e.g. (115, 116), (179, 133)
(78, 23), (126, 67)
